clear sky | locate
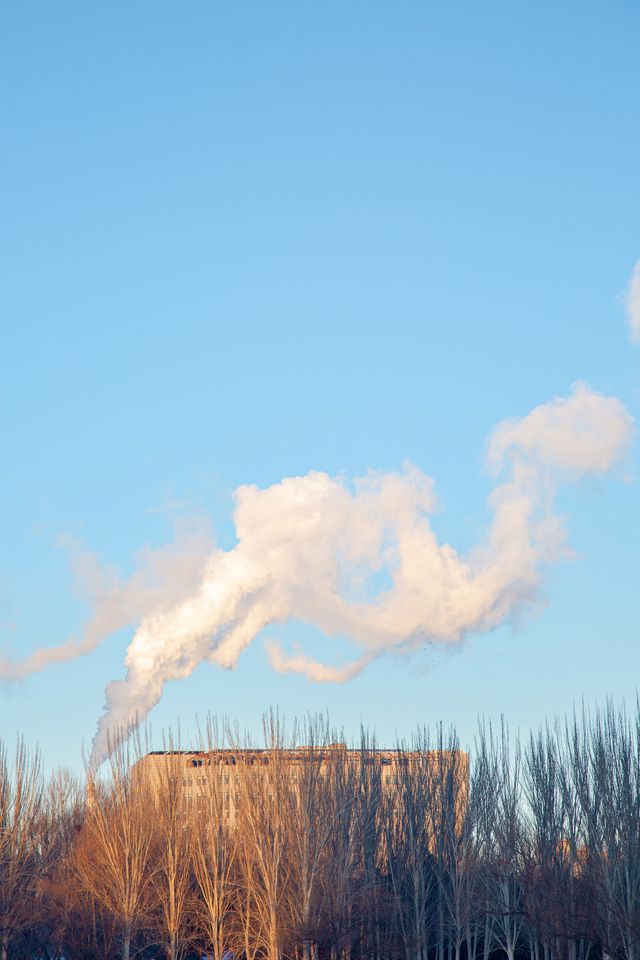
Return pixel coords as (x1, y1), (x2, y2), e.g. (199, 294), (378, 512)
(1, 1), (639, 773)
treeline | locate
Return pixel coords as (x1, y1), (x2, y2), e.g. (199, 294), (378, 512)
(1, 706), (640, 960)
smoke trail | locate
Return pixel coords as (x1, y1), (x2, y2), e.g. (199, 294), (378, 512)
(0, 527), (212, 682)
(266, 642), (374, 683)
(85, 382), (632, 767)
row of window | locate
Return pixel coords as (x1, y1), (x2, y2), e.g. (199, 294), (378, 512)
(186, 755), (401, 768)
(184, 793), (232, 808)
(180, 773), (311, 787)
(181, 774), (242, 787)
(179, 773), (399, 787)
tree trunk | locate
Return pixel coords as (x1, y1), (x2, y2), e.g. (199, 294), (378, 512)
(483, 915), (491, 960)
(268, 923), (281, 960)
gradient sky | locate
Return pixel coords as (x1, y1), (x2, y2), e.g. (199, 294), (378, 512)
(1, 1), (639, 773)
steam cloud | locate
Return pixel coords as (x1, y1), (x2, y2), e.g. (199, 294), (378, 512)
(0, 527), (212, 681)
(89, 382), (631, 766)
(627, 260), (640, 344)
(0, 383), (632, 769)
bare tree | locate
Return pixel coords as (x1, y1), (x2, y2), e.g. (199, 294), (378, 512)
(384, 736), (437, 960)
(191, 719), (239, 960)
(431, 732), (475, 960)
(353, 730), (386, 960)
(286, 718), (340, 960)
(150, 746), (195, 960)
(233, 713), (295, 960)
(36, 767), (86, 960)
(0, 737), (44, 960)
(2, 707), (640, 960)
(522, 724), (596, 960)
(320, 747), (360, 960)
(566, 703), (640, 960)
(74, 732), (156, 960)
(474, 720), (526, 960)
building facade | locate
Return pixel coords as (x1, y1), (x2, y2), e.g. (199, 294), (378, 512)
(132, 744), (469, 827)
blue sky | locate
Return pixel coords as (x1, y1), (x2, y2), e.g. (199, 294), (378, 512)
(1, 1), (639, 773)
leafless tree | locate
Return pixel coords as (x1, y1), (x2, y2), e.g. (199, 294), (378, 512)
(474, 720), (526, 960)
(2, 707), (640, 960)
(286, 718), (341, 960)
(233, 713), (296, 960)
(521, 724), (596, 960)
(0, 738), (44, 960)
(565, 703), (640, 960)
(150, 745), (195, 960)
(74, 731), (156, 960)
(319, 746), (360, 960)
(431, 731), (475, 960)
(191, 719), (239, 960)
(384, 736), (437, 960)
(353, 730), (387, 960)
(36, 767), (86, 959)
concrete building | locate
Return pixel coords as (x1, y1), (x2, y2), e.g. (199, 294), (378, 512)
(132, 745), (469, 826)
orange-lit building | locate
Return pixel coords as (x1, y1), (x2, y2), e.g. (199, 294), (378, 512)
(133, 745), (469, 828)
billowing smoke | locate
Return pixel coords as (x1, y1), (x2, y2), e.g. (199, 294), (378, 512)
(627, 260), (640, 343)
(0, 382), (632, 768)
(82, 381), (632, 767)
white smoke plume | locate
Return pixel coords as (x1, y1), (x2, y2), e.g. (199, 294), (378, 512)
(0, 526), (212, 682)
(266, 642), (374, 683)
(627, 260), (640, 344)
(82, 381), (632, 768)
